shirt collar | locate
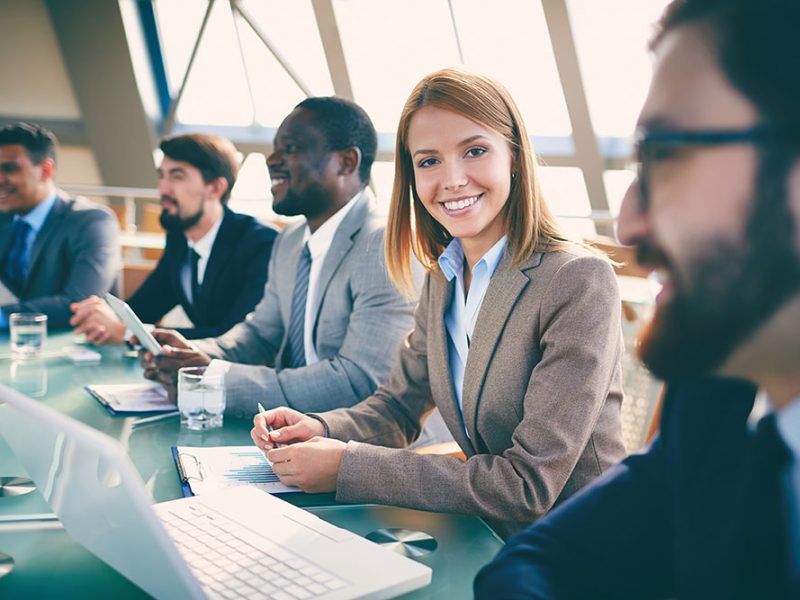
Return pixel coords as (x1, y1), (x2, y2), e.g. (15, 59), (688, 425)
(776, 394), (800, 464)
(18, 192), (57, 233)
(304, 191), (362, 259)
(438, 236), (508, 282)
(187, 211), (224, 259)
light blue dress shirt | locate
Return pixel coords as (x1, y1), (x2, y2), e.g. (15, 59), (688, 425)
(0, 193), (57, 327)
(775, 395), (800, 575)
(438, 235), (507, 437)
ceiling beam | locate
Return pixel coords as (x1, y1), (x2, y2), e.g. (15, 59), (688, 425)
(310, 0), (354, 99)
(45, 0), (157, 188)
(541, 0), (612, 236)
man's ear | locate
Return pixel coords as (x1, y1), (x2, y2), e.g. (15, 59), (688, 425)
(39, 157), (55, 181)
(337, 147), (361, 178)
(208, 176), (229, 202)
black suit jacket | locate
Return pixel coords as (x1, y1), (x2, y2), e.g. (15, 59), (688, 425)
(475, 376), (799, 600)
(127, 207), (277, 339)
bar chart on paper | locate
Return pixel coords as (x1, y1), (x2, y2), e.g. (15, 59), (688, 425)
(224, 450), (281, 484)
(175, 446), (300, 496)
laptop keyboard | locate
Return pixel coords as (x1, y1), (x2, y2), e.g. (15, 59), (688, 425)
(160, 502), (348, 600)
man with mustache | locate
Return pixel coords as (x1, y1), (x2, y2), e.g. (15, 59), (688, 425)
(141, 97), (425, 423)
(71, 133), (277, 342)
(0, 122), (119, 328)
(476, 0), (800, 598)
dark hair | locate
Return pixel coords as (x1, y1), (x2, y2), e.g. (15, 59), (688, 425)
(653, 0), (800, 130)
(0, 122), (58, 165)
(159, 133), (239, 203)
(295, 96), (377, 185)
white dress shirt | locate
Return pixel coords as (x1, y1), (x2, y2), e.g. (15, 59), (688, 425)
(775, 393), (800, 575)
(437, 235), (507, 436)
(300, 192), (360, 365)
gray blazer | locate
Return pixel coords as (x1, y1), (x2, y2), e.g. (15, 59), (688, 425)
(318, 245), (627, 539)
(0, 193), (120, 328)
(194, 193), (420, 416)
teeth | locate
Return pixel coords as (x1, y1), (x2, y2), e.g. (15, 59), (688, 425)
(443, 195), (479, 211)
(271, 177), (287, 185)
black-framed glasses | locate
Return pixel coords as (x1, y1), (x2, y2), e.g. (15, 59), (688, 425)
(634, 126), (800, 210)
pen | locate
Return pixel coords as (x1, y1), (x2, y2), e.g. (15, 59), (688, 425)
(257, 402), (280, 448)
(132, 410), (180, 427)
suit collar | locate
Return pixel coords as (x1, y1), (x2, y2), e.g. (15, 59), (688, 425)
(186, 207), (235, 320)
(307, 191), (371, 330)
(25, 194), (70, 291)
(459, 247), (543, 443)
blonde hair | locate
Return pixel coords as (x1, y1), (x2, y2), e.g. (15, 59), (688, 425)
(386, 67), (571, 295)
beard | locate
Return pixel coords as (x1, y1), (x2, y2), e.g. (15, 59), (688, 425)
(272, 183), (330, 220)
(159, 198), (204, 232)
(639, 146), (800, 381)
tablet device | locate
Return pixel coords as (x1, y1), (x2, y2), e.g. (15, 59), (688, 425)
(104, 293), (163, 356)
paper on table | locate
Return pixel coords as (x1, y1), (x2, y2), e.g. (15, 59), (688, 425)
(85, 383), (174, 414)
(175, 445), (299, 496)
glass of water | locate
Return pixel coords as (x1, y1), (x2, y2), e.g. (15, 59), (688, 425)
(9, 313), (47, 359)
(177, 366), (226, 430)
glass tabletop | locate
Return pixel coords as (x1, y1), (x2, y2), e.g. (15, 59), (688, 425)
(0, 331), (502, 598)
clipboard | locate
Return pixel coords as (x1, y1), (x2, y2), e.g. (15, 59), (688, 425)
(171, 447), (195, 497)
(171, 445), (301, 498)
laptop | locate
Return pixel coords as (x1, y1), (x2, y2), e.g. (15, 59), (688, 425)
(0, 385), (431, 599)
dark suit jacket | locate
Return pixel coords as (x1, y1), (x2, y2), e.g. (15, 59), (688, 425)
(0, 193), (120, 328)
(475, 376), (799, 600)
(127, 207), (277, 339)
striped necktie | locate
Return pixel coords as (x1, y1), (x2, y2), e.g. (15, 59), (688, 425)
(286, 243), (312, 368)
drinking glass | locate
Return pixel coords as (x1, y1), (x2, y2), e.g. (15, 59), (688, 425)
(177, 366), (226, 430)
(9, 313), (47, 359)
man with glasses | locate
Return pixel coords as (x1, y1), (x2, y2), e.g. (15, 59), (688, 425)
(475, 0), (800, 598)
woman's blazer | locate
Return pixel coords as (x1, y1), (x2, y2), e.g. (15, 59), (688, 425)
(317, 244), (627, 539)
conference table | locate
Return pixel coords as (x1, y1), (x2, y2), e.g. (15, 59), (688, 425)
(0, 332), (502, 598)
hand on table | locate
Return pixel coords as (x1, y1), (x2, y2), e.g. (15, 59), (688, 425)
(69, 295), (126, 345)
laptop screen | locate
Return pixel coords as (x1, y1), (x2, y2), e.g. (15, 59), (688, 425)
(0, 385), (204, 599)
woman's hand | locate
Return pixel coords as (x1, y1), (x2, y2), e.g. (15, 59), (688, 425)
(267, 437), (347, 493)
(251, 407), (325, 450)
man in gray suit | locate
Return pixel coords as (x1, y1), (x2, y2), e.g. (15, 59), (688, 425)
(143, 97), (421, 419)
(0, 122), (119, 328)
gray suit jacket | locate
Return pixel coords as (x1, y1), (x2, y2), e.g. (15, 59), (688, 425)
(194, 193), (420, 416)
(318, 245), (627, 539)
(0, 193), (120, 328)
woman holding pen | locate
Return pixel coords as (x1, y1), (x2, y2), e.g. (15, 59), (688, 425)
(252, 68), (626, 539)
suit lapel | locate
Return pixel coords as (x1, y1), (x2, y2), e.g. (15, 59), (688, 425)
(429, 273), (476, 454)
(0, 219), (17, 291)
(26, 196), (67, 291)
(196, 209), (234, 320)
(460, 250), (540, 443)
(307, 194), (369, 340)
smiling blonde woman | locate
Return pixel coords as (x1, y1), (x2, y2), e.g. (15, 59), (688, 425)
(252, 68), (626, 539)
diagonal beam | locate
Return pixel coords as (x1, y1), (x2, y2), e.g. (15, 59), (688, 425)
(541, 0), (612, 236)
(161, 0), (217, 135)
(310, 0), (354, 99)
(45, 0), (156, 187)
(232, 0), (314, 97)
